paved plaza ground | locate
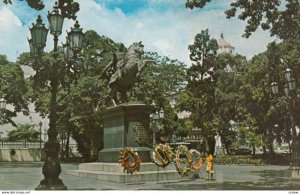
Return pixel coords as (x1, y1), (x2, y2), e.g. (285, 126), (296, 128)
(0, 162), (299, 190)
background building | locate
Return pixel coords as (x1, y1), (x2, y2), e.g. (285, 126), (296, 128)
(217, 33), (235, 55)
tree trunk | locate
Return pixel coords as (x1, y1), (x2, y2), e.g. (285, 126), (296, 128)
(65, 131), (70, 159)
(263, 145), (267, 155)
(252, 143), (256, 156)
(223, 139), (232, 155)
(60, 133), (65, 160)
(222, 143), (226, 155)
(267, 141), (274, 154)
(262, 132), (267, 155)
(288, 140), (292, 156)
(207, 136), (216, 155)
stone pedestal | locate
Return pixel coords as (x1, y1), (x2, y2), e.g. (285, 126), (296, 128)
(66, 162), (193, 184)
(98, 102), (154, 163)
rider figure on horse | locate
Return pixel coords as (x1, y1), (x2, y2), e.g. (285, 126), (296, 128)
(105, 46), (126, 80)
(99, 41), (155, 105)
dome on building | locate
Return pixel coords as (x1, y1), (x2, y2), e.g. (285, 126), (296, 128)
(217, 33), (235, 55)
(217, 38), (232, 48)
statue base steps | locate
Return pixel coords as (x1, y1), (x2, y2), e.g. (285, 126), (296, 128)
(66, 162), (193, 184)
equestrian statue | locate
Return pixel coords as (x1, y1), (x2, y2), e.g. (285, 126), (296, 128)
(100, 41), (155, 105)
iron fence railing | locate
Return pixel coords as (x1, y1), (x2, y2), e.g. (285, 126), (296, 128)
(0, 142), (43, 149)
(0, 142), (77, 150)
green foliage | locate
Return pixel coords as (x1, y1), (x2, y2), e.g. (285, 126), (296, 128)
(215, 154), (290, 165)
(132, 52), (187, 137)
(213, 53), (248, 152)
(133, 52), (186, 104)
(231, 125), (262, 150)
(186, 0), (300, 40)
(7, 123), (39, 142)
(162, 104), (188, 138)
(214, 155), (264, 165)
(236, 40), (300, 152)
(61, 30), (124, 158)
(177, 29), (221, 153)
(179, 29), (218, 128)
(3, 0), (79, 18)
(0, 55), (28, 126)
(59, 76), (108, 158)
(185, 0), (211, 9)
(64, 31), (188, 157)
(3, 0), (44, 10)
(65, 3), (300, 160)
(178, 29), (249, 154)
(17, 29), (126, 158)
(9, 148), (16, 156)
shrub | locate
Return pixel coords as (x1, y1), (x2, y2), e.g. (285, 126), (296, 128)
(10, 149), (16, 156)
(214, 155), (264, 165)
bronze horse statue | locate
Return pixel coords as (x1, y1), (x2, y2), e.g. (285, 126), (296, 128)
(100, 41), (155, 105)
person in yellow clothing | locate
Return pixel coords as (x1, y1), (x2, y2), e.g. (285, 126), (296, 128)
(205, 152), (214, 180)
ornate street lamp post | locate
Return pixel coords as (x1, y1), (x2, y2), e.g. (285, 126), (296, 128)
(62, 41), (74, 61)
(29, 15), (48, 57)
(150, 109), (164, 146)
(0, 97), (7, 110)
(39, 121), (42, 151)
(271, 68), (300, 179)
(0, 97), (6, 149)
(67, 20), (84, 55)
(28, 2), (84, 190)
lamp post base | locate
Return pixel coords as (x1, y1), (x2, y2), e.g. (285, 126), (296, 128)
(36, 179), (67, 190)
(290, 166), (300, 179)
(35, 142), (67, 190)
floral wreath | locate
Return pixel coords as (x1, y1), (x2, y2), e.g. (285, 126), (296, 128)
(119, 147), (141, 174)
(189, 149), (204, 170)
(151, 143), (174, 167)
(174, 145), (192, 176)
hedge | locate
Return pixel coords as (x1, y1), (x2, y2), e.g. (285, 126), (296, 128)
(214, 155), (264, 165)
(214, 154), (290, 165)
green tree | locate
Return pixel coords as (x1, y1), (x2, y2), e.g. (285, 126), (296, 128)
(62, 31), (188, 157)
(264, 40), (300, 154)
(3, 0), (44, 10)
(0, 55), (29, 127)
(60, 30), (122, 159)
(235, 40), (300, 154)
(213, 53), (247, 154)
(132, 52), (187, 140)
(186, 0), (300, 40)
(19, 30), (122, 160)
(178, 29), (219, 153)
(238, 52), (274, 154)
(231, 125), (262, 156)
(8, 123), (39, 147)
(3, 0), (79, 19)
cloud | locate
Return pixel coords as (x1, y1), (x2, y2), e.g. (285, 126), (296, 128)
(74, 0), (275, 65)
(0, 0), (275, 65)
(0, 7), (29, 62)
(0, 6), (22, 28)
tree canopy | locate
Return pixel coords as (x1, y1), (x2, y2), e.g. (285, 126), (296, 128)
(0, 55), (28, 126)
(7, 123), (39, 142)
(3, 0), (79, 19)
(186, 0), (300, 40)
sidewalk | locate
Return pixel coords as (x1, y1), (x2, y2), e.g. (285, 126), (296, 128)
(0, 162), (299, 190)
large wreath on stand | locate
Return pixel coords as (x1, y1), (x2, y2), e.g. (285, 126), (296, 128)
(151, 144), (174, 167)
(189, 149), (204, 171)
(174, 145), (192, 176)
(119, 147), (141, 174)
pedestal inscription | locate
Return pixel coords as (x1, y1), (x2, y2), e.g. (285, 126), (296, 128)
(98, 103), (154, 163)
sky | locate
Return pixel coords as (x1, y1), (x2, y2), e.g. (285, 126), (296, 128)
(0, 0), (278, 66)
